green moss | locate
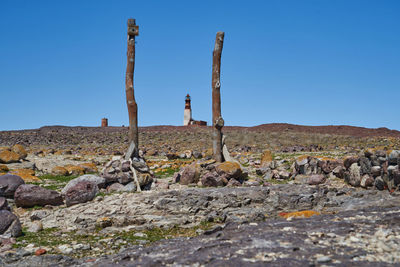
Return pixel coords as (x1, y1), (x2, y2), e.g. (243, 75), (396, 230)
(154, 167), (178, 178)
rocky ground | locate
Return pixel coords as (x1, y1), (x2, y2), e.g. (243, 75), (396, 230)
(1, 124), (400, 266)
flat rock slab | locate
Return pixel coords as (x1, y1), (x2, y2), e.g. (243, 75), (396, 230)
(17, 185), (400, 234)
(2, 206), (400, 266)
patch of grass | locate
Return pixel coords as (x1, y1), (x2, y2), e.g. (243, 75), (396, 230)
(120, 221), (215, 244)
(268, 179), (291, 184)
(96, 191), (113, 198)
(26, 205), (46, 211)
(14, 227), (60, 248)
(39, 174), (78, 183)
(42, 184), (61, 190)
(241, 162), (250, 168)
(34, 174), (79, 191)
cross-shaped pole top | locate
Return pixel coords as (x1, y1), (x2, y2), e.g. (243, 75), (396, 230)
(127, 18), (139, 36)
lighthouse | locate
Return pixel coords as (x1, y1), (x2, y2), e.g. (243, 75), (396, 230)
(183, 94), (192, 125)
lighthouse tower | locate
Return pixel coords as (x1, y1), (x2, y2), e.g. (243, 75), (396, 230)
(183, 94), (192, 125)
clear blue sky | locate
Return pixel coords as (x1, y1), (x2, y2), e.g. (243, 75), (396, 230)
(1, 0), (399, 131)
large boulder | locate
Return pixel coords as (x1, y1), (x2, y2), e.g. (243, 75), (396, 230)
(61, 174), (105, 195)
(0, 174), (25, 198)
(180, 163), (200, 185)
(0, 150), (20, 164)
(14, 184), (63, 208)
(215, 161), (242, 180)
(200, 172), (227, 187)
(0, 210), (22, 237)
(64, 181), (98, 207)
(11, 144), (27, 160)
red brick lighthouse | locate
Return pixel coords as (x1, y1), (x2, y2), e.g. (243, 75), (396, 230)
(183, 94), (192, 126)
(183, 94), (207, 126)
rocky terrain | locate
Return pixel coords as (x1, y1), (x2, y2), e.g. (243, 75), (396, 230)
(1, 124), (400, 266)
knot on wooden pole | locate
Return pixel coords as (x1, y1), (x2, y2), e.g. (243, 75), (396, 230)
(215, 117), (224, 129)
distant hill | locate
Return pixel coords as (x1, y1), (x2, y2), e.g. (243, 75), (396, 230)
(2, 123), (400, 138)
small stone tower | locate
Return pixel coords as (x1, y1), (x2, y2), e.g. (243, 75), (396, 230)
(101, 118), (108, 127)
(183, 94), (192, 126)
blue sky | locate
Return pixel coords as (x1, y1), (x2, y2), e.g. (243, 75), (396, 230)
(1, 0), (399, 130)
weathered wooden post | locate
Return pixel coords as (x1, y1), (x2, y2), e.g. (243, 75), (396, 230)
(125, 18), (139, 157)
(212, 32), (225, 162)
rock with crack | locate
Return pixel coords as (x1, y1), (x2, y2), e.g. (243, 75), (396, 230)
(64, 181), (98, 207)
(0, 210), (22, 237)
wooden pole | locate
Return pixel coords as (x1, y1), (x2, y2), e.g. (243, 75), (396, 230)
(126, 19), (139, 157)
(212, 32), (225, 162)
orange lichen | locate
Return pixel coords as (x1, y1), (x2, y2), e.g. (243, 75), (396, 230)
(0, 164), (9, 172)
(296, 155), (309, 161)
(279, 210), (320, 219)
(51, 166), (69, 176)
(65, 165), (85, 176)
(261, 150), (273, 164)
(316, 156), (336, 161)
(10, 169), (40, 182)
(0, 150), (20, 164)
(78, 162), (98, 173)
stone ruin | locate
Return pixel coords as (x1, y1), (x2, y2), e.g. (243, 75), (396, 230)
(101, 118), (108, 127)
